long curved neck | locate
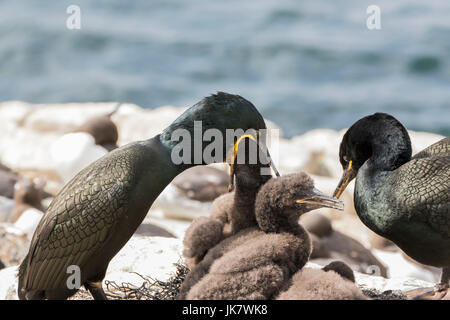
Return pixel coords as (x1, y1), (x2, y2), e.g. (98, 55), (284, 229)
(159, 129), (198, 172)
(354, 170), (394, 237)
(230, 180), (259, 234)
(140, 135), (191, 197)
(354, 122), (411, 236)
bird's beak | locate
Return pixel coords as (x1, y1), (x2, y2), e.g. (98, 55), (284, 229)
(254, 130), (281, 178)
(296, 188), (344, 211)
(333, 160), (357, 199)
(265, 148), (280, 177)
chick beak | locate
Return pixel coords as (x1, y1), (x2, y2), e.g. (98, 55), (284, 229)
(296, 188), (344, 211)
(333, 160), (357, 199)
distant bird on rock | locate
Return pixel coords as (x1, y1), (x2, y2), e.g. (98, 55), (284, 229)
(76, 102), (122, 151)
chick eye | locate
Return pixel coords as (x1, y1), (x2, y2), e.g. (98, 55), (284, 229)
(343, 156), (349, 162)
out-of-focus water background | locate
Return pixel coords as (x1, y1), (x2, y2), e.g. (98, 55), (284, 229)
(0, 0), (449, 137)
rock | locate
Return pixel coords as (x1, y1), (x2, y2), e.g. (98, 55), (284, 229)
(134, 223), (175, 238)
(171, 166), (229, 203)
(154, 166), (230, 220)
(13, 208), (44, 238)
(0, 224), (30, 266)
(153, 184), (214, 220)
(105, 236), (184, 287)
(50, 133), (108, 183)
(0, 196), (15, 222)
(22, 102), (121, 134)
(0, 101), (32, 126)
(0, 266), (19, 300)
(372, 249), (438, 283)
(113, 105), (187, 146)
(301, 212), (388, 277)
(143, 209), (191, 239)
(0, 126), (60, 172)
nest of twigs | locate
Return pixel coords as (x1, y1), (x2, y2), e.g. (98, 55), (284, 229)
(362, 289), (406, 300)
(104, 261), (190, 300)
(70, 261), (189, 300)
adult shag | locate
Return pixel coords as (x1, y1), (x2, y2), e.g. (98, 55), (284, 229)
(333, 112), (449, 299)
(18, 92), (279, 300)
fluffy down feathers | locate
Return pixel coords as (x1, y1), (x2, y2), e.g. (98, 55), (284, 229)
(183, 216), (224, 268)
(182, 227), (311, 300)
(277, 261), (366, 300)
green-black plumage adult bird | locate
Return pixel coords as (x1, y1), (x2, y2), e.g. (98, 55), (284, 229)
(333, 113), (450, 299)
(18, 92), (279, 300)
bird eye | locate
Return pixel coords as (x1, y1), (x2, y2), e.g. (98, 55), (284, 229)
(343, 156), (349, 162)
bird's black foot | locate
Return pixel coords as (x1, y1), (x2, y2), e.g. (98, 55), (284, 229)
(85, 281), (108, 300)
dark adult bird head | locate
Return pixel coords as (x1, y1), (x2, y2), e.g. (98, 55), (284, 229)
(160, 92), (280, 175)
(333, 113), (412, 198)
(255, 172), (343, 233)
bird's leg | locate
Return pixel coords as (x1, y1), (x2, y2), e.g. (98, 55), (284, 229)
(85, 281), (108, 300)
(432, 267), (450, 299)
(437, 267), (450, 290)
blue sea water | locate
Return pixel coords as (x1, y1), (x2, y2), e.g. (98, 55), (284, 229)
(0, 0), (449, 137)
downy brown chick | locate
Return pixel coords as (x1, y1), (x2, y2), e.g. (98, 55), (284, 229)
(183, 135), (274, 268)
(276, 261), (367, 300)
(179, 172), (343, 300)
